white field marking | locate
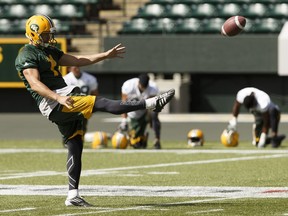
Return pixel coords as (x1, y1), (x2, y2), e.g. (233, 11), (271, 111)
(147, 172), (179, 175)
(0, 207), (36, 213)
(186, 208), (224, 214)
(1, 185), (288, 198)
(0, 154), (286, 180)
(102, 113), (288, 123)
(55, 206), (157, 216)
(1, 148), (288, 155)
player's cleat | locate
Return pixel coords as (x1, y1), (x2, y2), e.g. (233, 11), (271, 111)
(271, 134), (286, 148)
(153, 89), (175, 112)
(153, 140), (161, 149)
(65, 196), (93, 207)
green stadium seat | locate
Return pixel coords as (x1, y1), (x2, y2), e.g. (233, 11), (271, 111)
(250, 18), (283, 33)
(118, 18), (150, 34)
(268, 3), (288, 18)
(217, 3), (243, 18)
(174, 17), (202, 33)
(135, 4), (166, 19)
(33, 5), (54, 17)
(202, 18), (225, 33)
(165, 3), (192, 18)
(4, 4), (30, 18)
(0, 19), (11, 33)
(241, 3), (268, 18)
(191, 3), (218, 18)
(150, 0), (175, 5)
(53, 19), (72, 34)
(175, 0), (201, 3)
(55, 4), (85, 18)
(11, 19), (26, 34)
(149, 18), (175, 34)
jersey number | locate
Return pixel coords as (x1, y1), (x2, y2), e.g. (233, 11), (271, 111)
(47, 55), (60, 76)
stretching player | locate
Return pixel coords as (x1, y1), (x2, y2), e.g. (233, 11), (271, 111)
(228, 87), (285, 148)
(119, 73), (162, 149)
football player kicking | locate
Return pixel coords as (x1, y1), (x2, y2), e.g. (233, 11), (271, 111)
(227, 87), (285, 148)
(15, 14), (175, 207)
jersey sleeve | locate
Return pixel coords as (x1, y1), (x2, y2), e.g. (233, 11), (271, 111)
(15, 47), (39, 72)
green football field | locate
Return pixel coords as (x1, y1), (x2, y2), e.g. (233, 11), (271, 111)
(0, 139), (288, 216)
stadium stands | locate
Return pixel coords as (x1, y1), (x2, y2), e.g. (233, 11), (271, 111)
(0, 0), (115, 35)
(119, 0), (288, 35)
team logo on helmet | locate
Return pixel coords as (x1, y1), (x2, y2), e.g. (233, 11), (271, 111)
(220, 129), (239, 147)
(30, 24), (39, 33)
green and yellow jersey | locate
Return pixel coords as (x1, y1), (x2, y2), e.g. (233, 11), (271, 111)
(15, 44), (67, 106)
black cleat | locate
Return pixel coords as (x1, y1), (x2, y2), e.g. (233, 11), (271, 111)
(65, 196), (93, 207)
(153, 89), (175, 112)
(271, 134), (286, 148)
(153, 140), (161, 149)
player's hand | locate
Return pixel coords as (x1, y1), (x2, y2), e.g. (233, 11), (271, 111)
(57, 95), (74, 109)
(258, 132), (267, 148)
(106, 43), (126, 59)
(118, 118), (128, 132)
(228, 116), (237, 131)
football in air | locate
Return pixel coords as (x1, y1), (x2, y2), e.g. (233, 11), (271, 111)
(221, 16), (246, 37)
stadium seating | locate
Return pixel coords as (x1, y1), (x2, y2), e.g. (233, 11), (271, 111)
(0, 0), (111, 35)
(118, 18), (150, 34)
(165, 4), (192, 18)
(173, 18), (202, 33)
(119, 0), (288, 35)
(149, 18), (175, 34)
(135, 4), (167, 19)
(269, 3), (288, 18)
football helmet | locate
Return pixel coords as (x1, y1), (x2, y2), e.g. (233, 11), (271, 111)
(84, 131), (109, 149)
(187, 129), (204, 147)
(25, 14), (57, 47)
(220, 129), (239, 147)
(111, 132), (129, 149)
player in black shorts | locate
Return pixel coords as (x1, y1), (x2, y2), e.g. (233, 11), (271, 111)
(15, 14), (175, 207)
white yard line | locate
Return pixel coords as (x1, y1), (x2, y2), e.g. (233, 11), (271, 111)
(0, 154), (286, 180)
(0, 207), (36, 213)
(186, 208), (224, 214)
(1, 185), (288, 198)
(0, 148), (288, 154)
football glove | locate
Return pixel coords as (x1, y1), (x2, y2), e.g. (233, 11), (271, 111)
(228, 116), (237, 131)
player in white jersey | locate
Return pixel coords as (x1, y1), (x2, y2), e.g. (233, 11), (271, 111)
(228, 87), (285, 148)
(119, 73), (162, 149)
(64, 66), (99, 96)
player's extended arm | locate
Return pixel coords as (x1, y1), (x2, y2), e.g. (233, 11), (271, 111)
(228, 100), (241, 130)
(23, 68), (74, 108)
(59, 44), (126, 67)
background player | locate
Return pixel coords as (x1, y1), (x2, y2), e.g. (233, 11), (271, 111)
(119, 73), (162, 149)
(227, 87), (285, 148)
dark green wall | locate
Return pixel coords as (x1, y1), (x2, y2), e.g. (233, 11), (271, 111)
(85, 35), (278, 74)
(3, 35), (287, 113)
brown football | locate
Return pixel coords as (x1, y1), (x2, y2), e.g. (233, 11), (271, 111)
(221, 16), (246, 37)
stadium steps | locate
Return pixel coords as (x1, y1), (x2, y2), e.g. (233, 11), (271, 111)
(71, 0), (150, 54)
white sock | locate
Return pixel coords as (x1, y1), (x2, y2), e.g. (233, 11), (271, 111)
(67, 189), (79, 199)
(145, 97), (156, 109)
